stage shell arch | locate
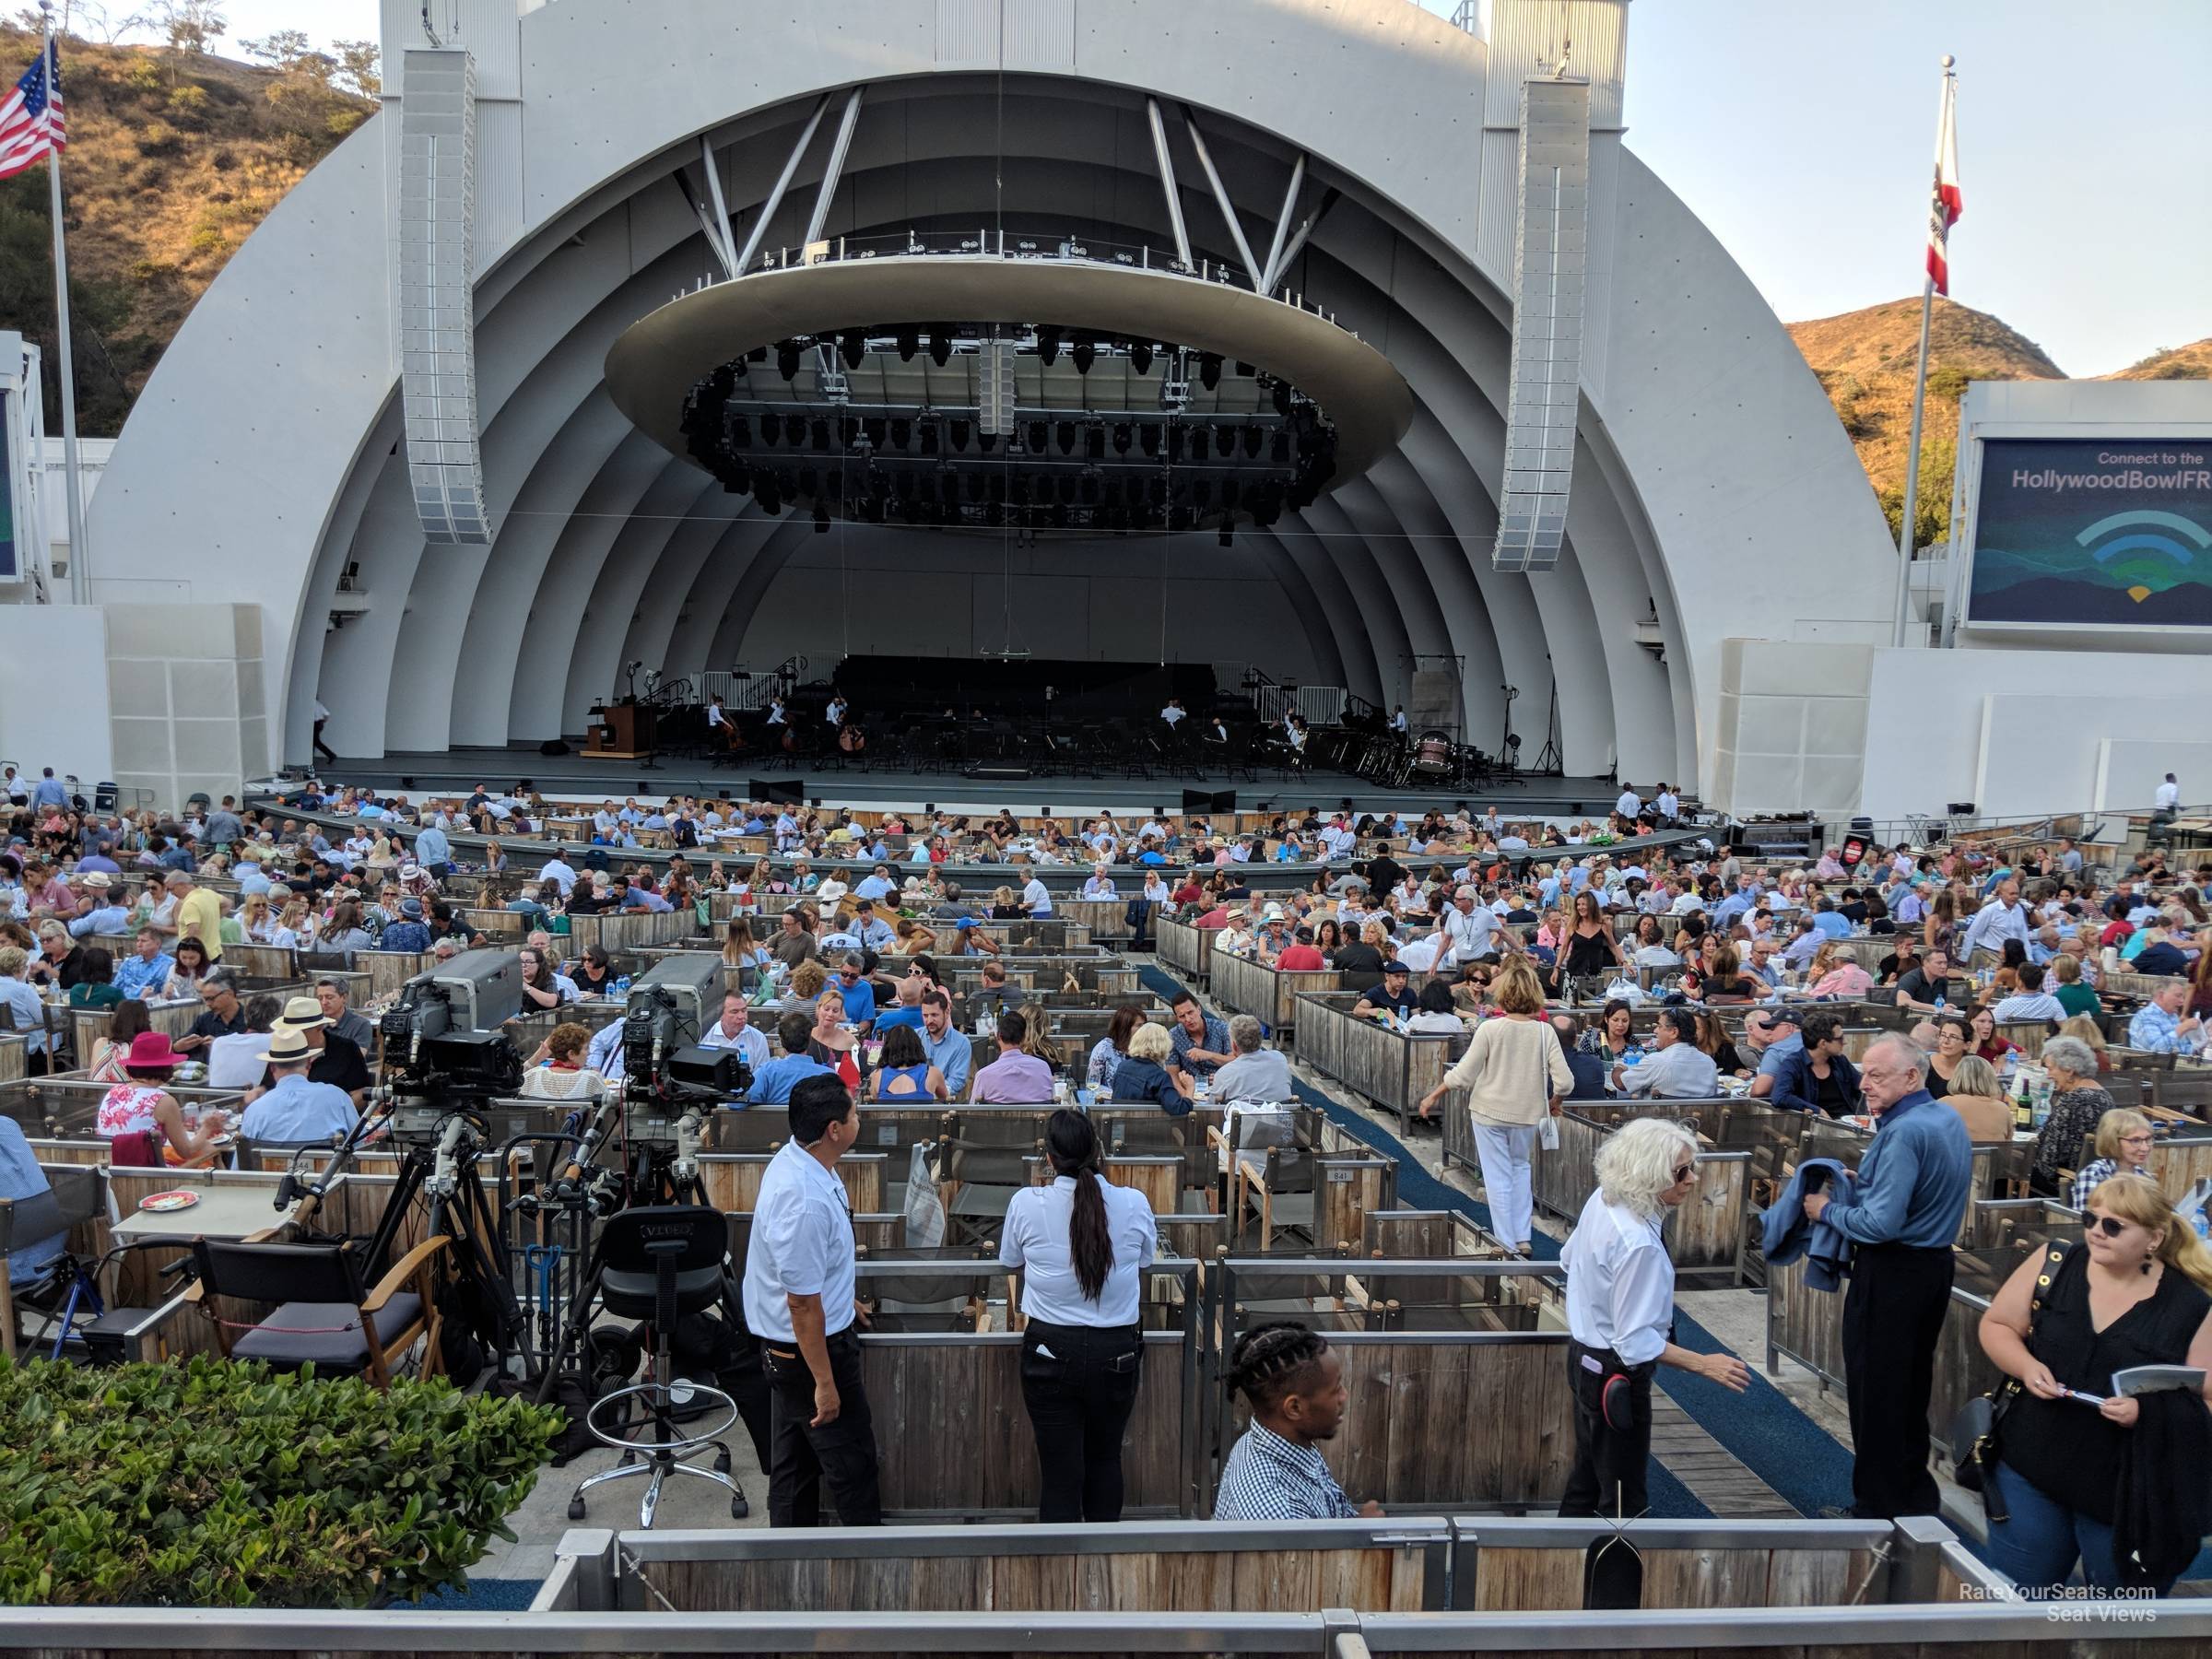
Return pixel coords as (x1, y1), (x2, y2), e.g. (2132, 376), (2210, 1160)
(84, 0), (1899, 793)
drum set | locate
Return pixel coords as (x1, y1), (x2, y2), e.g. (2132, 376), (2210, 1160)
(1348, 727), (1517, 790)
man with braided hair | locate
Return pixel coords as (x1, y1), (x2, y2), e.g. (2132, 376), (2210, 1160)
(1212, 1323), (1383, 1521)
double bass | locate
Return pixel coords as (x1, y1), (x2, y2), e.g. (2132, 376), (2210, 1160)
(839, 724), (868, 755)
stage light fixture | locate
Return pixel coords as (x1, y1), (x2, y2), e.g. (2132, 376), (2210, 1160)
(1056, 420), (1077, 455)
(809, 418), (830, 451)
(1168, 425), (1184, 463)
(1112, 423), (1133, 455)
(729, 414), (751, 448)
(1140, 422), (1160, 458)
(776, 341), (801, 381)
(783, 414), (805, 445)
(747, 346), (769, 363)
(862, 417), (888, 449)
(949, 418), (971, 451)
(1271, 380), (1293, 417)
(890, 418), (911, 450)
(897, 327), (919, 362)
(840, 331), (867, 371)
(1243, 425), (1264, 459)
(1199, 352), (1223, 391)
(838, 416), (858, 448)
(979, 431), (999, 454)
(1037, 324), (1063, 366)
(1130, 341), (1155, 376)
(1071, 338), (1097, 375)
(1085, 424), (1105, 460)
(929, 327), (953, 369)
(1190, 427), (1209, 462)
(1235, 360), (1256, 377)
(1029, 420), (1048, 454)
(920, 421), (941, 455)
(1272, 431), (1291, 464)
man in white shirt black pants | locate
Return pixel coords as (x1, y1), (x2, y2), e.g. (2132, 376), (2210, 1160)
(742, 1073), (882, 1525)
(1559, 1118), (1747, 1521)
(999, 1109), (1159, 1521)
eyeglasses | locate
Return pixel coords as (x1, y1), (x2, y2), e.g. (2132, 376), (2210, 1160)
(2085, 1215), (2131, 1238)
(1671, 1163), (1696, 1183)
(2121, 1134), (2156, 1147)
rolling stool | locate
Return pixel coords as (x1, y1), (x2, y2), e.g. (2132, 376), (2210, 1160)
(567, 1205), (748, 1526)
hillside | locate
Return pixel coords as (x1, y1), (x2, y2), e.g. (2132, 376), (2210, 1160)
(1785, 298), (2066, 548)
(0, 26), (373, 435)
(2109, 339), (2212, 382)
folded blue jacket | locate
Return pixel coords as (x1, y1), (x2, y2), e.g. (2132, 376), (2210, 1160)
(1760, 1157), (1857, 1291)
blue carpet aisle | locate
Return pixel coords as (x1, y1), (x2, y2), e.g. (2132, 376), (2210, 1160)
(1138, 964), (1858, 1521)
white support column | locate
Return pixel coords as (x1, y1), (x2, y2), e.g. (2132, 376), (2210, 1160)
(1258, 153), (1307, 294)
(1146, 97), (1193, 269)
(803, 87), (866, 249)
(1180, 109), (1264, 290)
(735, 94), (833, 275)
(695, 135), (739, 277)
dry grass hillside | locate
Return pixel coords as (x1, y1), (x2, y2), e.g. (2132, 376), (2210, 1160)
(1788, 298), (2210, 547)
(0, 25), (372, 434)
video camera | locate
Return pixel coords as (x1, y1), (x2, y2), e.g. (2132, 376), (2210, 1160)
(381, 948), (527, 1083)
(619, 953), (750, 1100)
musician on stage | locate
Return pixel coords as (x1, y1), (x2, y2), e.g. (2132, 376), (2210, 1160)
(1391, 705), (1409, 735)
(766, 693), (788, 726)
(826, 692), (849, 730)
(706, 694), (741, 751)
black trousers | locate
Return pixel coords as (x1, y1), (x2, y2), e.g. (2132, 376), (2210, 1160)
(312, 718), (337, 762)
(1841, 1242), (1954, 1519)
(1558, 1340), (1653, 1520)
(1020, 1320), (1145, 1523)
(759, 1327), (882, 1526)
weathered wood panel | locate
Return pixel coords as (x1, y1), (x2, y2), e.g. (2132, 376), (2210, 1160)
(1157, 916), (1216, 984)
(1209, 952), (1342, 1032)
(697, 1152), (885, 1215)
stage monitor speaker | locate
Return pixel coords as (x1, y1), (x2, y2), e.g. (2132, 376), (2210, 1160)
(749, 777), (806, 806)
(1182, 789), (1238, 816)
(539, 739), (571, 756)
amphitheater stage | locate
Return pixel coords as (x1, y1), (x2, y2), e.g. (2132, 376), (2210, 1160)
(316, 745), (1625, 819)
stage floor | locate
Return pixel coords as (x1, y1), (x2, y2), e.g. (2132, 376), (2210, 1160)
(316, 745), (1625, 818)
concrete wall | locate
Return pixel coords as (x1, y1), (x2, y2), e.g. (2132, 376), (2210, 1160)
(102, 604), (272, 809)
(0, 604), (113, 784)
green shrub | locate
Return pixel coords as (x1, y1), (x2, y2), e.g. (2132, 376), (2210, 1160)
(0, 1355), (560, 1607)
(135, 122), (182, 158)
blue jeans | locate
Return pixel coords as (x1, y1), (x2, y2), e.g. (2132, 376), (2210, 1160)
(1983, 1459), (2176, 1595)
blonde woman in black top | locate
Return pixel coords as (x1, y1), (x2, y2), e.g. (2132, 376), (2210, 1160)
(1977, 1177), (2212, 1594)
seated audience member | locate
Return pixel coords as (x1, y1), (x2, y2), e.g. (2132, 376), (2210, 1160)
(1768, 1011), (1862, 1118)
(521, 1021), (612, 1101)
(1990, 961), (2066, 1024)
(96, 1032), (229, 1164)
(744, 1011), (837, 1105)
(870, 1023), (947, 1101)
(1213, 1323), (1379, 1521)
(1111, 1019), (1193, 1112)
(0, 1112), (67, 1291)
(1552, 1014), (1608, 1100)
(1614, 1007), (1719, 1099)
(971, 1009), (1056, 1103)
(1351, 961), (1419, 1022)
(1212, 1014), (1294, 1104)
(206, 993), (283, 1090)
(1166, 992), (1232, 1079)
(1938, 1054), (2015, 1145)
(242, 1029), (359, 1144)
(2030, 1036), (2115, 1195)
(2069, 1106), (2159, 1212)
(2127, 982), (2205, 1056)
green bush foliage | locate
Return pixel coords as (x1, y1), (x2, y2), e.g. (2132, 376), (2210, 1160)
(0, 1355), (559, 1607)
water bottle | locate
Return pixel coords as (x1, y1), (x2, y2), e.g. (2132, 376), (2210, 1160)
(1933, 994), (1946, 1017)
(613, 974), (632, 997)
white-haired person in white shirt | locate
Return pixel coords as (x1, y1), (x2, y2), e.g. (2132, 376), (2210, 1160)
(1558, 1117), (1748, 1521)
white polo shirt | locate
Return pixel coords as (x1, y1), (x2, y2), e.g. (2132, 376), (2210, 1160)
(999, 1174), (1158, 1327)
(742, 1139), (858, 1343)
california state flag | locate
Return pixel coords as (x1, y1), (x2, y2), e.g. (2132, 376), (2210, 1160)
(1925, 71), (1962, 295)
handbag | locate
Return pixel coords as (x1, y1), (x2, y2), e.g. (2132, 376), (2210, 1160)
(1949, 1241), (2068, 1518)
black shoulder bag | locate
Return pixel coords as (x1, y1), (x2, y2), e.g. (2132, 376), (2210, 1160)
(1949, 1241), (2069, 1523)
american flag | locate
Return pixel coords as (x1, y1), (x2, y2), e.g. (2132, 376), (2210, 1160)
(0, 42), (66, 182)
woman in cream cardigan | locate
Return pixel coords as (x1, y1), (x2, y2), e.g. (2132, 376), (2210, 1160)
(1418, 960), (1572, 1256)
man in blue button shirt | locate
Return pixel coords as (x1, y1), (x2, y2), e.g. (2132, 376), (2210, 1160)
(1801, 1033), (1971, 1520)
(917, 990), (971, 1096)
(745, 1012), (837, 1105)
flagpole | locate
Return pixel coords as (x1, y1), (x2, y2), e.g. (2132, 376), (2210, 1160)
(1888, 276), (1936, 648)
(41, 1), (89, 606)
(1889, 56), (1956, 651)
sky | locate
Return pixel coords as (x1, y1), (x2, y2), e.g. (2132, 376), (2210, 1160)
(115, 0), (2210, 376)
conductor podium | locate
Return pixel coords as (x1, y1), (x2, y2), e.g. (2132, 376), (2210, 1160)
(586, 701), (657, 759)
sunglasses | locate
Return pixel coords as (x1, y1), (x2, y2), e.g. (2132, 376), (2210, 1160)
(1671, 1163), (1696, 1183)
(2085, 1215), (2135, 1238)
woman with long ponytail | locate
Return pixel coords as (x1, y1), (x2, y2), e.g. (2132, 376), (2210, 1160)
(998, 1107), (1159, 1522)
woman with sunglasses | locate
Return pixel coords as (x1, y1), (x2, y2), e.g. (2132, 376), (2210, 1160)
(1559, 1117), (1749, 1520)
(1976, 1177), (2212, 1595)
